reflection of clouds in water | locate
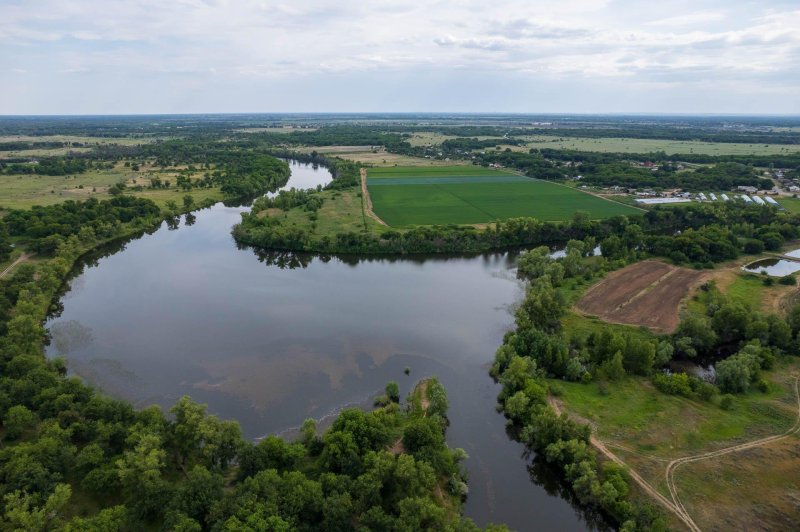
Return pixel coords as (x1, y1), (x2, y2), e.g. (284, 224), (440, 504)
(59, 276), (86, 301)
(196, 340), (421, 412)
(49, 320), (94, 354)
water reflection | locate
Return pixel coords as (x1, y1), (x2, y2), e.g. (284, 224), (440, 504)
(743, 257), (800, 276)
(45, 160), (603, 530)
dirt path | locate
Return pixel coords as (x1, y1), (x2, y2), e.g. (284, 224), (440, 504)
(0, 253), (30, 279)
(550, 375), (800, 532)
(665, 375), (800, 528)
(548, 397), (701, 532)
(360, 168), (388, 227)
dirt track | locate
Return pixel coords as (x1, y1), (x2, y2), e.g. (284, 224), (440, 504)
(360, 168), (387, 227)
(548, 397), (701, 532)
(0, 253), (30, 279)
(665, 375), (800, 530)
(575, 260), (705, 333)
(550, 375), (800, 532)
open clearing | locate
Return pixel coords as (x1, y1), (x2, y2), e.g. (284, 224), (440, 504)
(366, 165), (640, 226)
(0, 161), (223, 210)
(551, 359), (800, 531)
(519, 135), (800, 156)
(575, 260), (706, 332)
(674, 434), (800, 531)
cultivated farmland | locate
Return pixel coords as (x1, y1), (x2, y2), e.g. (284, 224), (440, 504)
(575, 260), (706, 332)
(366, 166), (640, 226)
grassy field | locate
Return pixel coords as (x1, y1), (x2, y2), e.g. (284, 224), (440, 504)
(0, 162), (223, 210)
(366, 166), (641, 226)
(257, 187), (383, 238)
(673, 434), (800, 530)
(550, 341), (800, 531)
(519, 135), (800, 156)
(0, 134), (151, 146)
(775, 196), (800, 214)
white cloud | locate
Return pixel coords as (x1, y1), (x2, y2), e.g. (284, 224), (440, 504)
(0, 0), (797, 113)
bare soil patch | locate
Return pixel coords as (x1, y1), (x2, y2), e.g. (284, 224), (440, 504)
(576, 261), (705, 333)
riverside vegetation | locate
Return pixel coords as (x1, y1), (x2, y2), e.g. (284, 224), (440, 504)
(3, 115), (800, 530)
(0, 155), (494, 530)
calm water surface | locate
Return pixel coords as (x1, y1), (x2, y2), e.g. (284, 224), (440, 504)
(46, 161), (603, 531)
(743, 257), (800, 276)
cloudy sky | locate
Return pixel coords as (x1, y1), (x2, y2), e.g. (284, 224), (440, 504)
(1, 0), (798, 115)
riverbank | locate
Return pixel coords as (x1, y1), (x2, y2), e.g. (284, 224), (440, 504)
(0, 161), (495, 529)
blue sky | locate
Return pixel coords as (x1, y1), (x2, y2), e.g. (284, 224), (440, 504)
(1, 0), (798, 114)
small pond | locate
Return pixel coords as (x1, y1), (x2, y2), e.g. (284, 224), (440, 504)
(743, 258), (800, 277)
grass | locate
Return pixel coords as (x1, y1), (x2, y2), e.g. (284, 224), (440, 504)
(0, 162), (223, 210)
(0, 134), (151, 146)
(724, 272), (771, 308)
(553, 367), (796, 457)
(367, 167), (641, 226)
(551, 355), (800, 529)
(673, 435), (800, 531)
(774, 196), (800, 214)
(258, 187), (383, 238)
(518, 135), (800, 156)
(367, 165), (515, 178)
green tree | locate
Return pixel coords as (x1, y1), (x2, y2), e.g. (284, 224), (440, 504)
(385, 381), (400, 403)
(3, 483), (71, 531)
(3, 405), (36, 439)
(516, 278), (566, 332)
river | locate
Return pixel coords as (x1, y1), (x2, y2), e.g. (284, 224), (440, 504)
(46, 160), (605, 531)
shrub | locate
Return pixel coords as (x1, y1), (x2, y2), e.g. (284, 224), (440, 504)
(652, 373), (692, 397)
(720, 394), (735, 410)
(778, 275), (796, 286)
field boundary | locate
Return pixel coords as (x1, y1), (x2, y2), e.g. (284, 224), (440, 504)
(360, 168), (387, 227)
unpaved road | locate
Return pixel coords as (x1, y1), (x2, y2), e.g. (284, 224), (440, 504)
(551, 375), (800, 532)
(548, 397), (701, 532)
(0, 253), (30, 279)
(665, 375), (800, 529)
(360, 168), (388, 227)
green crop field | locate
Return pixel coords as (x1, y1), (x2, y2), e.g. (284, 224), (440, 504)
(366, 166), (641, 226)
(367, 165), (516, 178)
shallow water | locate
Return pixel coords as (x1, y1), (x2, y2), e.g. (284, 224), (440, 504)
(46, 161), (604, 530)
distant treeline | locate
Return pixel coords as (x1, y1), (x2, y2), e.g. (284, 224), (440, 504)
(476, 150), (774, 191)
(0, 156), (91, 176)
(0, 141), (68, 151)
(236, 159), (795, 263)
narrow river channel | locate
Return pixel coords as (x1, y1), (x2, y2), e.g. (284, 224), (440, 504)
(46, 160), (605, 531)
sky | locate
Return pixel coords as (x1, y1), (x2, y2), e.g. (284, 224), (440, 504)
(1, 0), (799, 115)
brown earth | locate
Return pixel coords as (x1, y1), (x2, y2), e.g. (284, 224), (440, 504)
(575, 260), (706, 333)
